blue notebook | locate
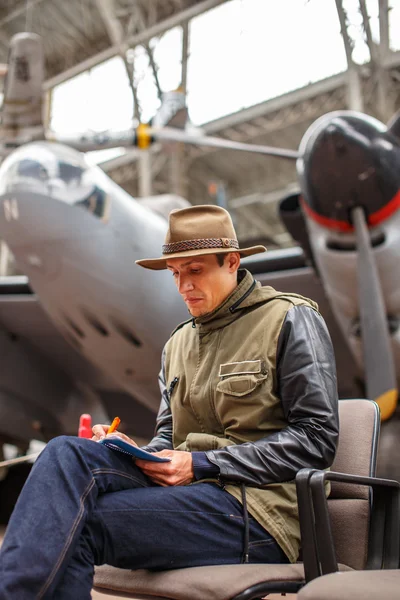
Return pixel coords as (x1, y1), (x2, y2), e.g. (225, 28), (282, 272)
(99, 437), (171, 462)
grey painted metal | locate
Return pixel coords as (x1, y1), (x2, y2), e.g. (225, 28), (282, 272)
(139, 150), (153, 197)
(51, 126), (300, 158)
(0, 141), (188, 417)
(379, 0), (390, 60)
(359, 0), (377, 63)
(352, 206), (397, 401)
(0, 0), (46, 28)
(181, 21), (189, 93)
(149, 127), (300, 159)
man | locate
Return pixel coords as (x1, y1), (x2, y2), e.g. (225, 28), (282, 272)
(0, 205), (338, 599)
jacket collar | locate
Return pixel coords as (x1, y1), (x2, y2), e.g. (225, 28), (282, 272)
(193, 269), (259, 332)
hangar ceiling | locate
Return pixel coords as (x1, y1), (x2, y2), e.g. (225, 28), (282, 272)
(0, 0), (399, 251)
(0, 0), (216, 80)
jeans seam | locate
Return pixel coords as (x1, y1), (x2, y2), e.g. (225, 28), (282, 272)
(37, 478), (95, 599)
(91, 468), (148, 487)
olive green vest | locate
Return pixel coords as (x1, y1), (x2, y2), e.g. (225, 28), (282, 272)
(164, 270), (319, 563)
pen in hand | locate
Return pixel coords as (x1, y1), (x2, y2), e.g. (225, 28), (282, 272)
(108, 416), (121, 435)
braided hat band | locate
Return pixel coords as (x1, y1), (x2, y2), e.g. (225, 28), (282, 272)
(162, 237), (239, 254)
(136, 205), (267, 270)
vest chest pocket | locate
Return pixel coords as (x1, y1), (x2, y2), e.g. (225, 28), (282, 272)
(217, 360), (268, 397)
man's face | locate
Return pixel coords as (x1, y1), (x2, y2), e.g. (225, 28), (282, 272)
(166, 253), (240, 317)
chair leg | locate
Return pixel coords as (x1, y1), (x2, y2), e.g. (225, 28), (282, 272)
(232, 580), (303, 600)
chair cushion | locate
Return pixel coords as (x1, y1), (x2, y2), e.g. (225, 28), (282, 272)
(298, 570), (400, 600)
(330, 400), (377, 500)
(94, 563), (352, 600)
(328, 498), (370, 569)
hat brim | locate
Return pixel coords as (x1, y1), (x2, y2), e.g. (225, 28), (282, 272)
(135, 245), (267, 270)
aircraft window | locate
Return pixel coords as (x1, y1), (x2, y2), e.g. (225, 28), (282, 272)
(76, 185), (110, 221)
(58, 162), (84, 184)
(110, 318), (142, 348)
(81, 308), (109, 336)
(63, 314), (85, 339)
(17, 159), (48, 180)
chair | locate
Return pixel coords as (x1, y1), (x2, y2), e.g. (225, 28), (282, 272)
(93, 399), (390, 600)
(297, 570), (400, 600)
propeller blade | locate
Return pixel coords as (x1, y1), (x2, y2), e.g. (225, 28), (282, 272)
(149, 126), (299, 160)
(50, 124), (299, 160)
(352, 206), (398, 420)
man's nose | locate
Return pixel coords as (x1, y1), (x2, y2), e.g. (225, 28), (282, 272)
(178, 275), (194, 294)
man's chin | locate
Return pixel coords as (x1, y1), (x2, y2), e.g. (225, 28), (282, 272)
(187, 303), (207, 317)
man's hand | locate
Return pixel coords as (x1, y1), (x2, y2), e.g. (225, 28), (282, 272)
(136, 450), (194, 486)
(91, 424), (138, 447)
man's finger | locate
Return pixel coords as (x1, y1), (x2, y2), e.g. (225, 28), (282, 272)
(92, 424), (109, 440)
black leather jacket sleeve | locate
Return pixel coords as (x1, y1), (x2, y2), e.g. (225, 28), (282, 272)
(141, 346), (174, 452)
(206, 305), (339, 486)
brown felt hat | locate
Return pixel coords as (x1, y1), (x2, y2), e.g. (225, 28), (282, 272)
(136, 205), (267, 270)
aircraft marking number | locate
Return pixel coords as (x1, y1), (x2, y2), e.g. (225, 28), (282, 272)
(4, 198), (19, 222)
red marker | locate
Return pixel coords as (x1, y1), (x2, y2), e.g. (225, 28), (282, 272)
(78, 414), (92, 439)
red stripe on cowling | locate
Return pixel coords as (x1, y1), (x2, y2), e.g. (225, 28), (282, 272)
(300, 198), (353, 232)
(368, 189), (400, 226)
(301, 190), (400, 231)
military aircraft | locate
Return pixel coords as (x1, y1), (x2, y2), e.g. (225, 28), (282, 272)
(0, 32), (399, 487)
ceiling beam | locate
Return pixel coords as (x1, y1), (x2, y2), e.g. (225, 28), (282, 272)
(181, 21), (189, 92)
(95, 0), (141, 119)
(0, 0), (46, 28)
(335, 0), (364, 111)
(44, 0), (228, 90)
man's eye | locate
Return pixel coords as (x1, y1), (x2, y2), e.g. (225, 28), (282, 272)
(190, 269), (201, 274)
(172, 272), (178, 277)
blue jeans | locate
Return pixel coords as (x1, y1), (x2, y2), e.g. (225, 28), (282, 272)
(0, 436), (288, 599)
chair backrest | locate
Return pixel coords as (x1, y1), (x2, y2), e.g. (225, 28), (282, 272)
(327, 399), (380, 570)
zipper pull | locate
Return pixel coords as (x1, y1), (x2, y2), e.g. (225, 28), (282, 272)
(192, 318), (196, 329)
(168, 377), (179, 398)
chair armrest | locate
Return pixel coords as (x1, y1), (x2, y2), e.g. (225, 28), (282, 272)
(309, 471), (400, 574)
(295, 469), (322, 582)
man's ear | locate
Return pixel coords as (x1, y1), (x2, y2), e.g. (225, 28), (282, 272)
(227, 252), (241, 272)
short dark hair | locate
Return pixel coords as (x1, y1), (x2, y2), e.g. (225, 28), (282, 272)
(215, 253), (226, 267)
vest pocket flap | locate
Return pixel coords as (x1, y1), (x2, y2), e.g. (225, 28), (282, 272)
(216, 373), (268, 397)
(219, 360), (264, 377)
(185, 433), (235, 451)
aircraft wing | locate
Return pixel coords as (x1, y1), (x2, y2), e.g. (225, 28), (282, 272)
(0, 277), (157, 445)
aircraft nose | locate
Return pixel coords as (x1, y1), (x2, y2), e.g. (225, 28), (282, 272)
(298, 112), (400, 231)
(0, 142), (110, 244)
